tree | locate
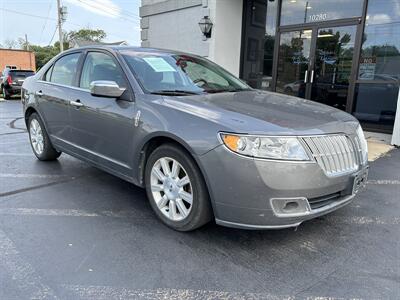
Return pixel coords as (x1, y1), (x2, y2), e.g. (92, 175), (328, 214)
(3, 39), (18, 49)
(18, 37), (29, 50)
(29, 45), (59, 70)
(5, 28), (107, 70)
(67, 29), (107, 43)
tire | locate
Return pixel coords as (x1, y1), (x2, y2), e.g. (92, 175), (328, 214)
(284, 87), (293, 94)
(2, 86), (10, 100)
(28, 113), (61, 161)
(145, 143), (212, 231)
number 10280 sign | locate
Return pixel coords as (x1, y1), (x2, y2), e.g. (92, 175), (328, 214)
(309, 13), (328, 22)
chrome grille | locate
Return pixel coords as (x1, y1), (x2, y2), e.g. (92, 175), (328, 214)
(303, 135), (361, 176)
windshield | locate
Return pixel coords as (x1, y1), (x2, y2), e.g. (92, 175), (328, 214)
(120, 50), (251, 95)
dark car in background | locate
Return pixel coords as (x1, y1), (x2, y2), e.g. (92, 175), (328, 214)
(1, 69), (35, 99)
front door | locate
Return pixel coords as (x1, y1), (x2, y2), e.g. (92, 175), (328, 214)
(69, 50), (137, 177)
(275, 22), (359, 111)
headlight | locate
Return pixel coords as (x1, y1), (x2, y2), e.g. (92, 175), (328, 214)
(220, 133), (310, 161)
(356, 125), (368, 164)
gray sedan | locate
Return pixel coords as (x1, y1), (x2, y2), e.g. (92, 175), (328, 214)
(21, 46), (369, 231)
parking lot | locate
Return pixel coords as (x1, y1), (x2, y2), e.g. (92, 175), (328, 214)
(0, 99), (399, 300)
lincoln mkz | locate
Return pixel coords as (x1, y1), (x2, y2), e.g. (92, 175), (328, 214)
(21, 47), (369, 231)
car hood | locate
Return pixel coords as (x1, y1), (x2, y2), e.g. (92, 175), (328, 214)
(161, 90), (359, 135)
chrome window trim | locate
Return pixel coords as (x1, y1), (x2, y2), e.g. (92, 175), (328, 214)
(37, 80), (91, 93)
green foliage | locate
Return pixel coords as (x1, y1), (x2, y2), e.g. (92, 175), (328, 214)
(29, 45), (60, 70)
(67, 29), (107, 43)
(2, 28), (107, 70)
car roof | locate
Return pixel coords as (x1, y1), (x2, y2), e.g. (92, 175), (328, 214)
(62, 45), (196, 57)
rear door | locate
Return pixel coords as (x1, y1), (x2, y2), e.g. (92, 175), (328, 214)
(68, 50), (137, 176)
(36, 52), (83, 147)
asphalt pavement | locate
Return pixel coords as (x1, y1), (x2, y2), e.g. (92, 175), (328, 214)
(0, 100), (399, 300)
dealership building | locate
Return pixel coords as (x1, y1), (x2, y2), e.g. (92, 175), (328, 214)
(140, 0), (400, 144)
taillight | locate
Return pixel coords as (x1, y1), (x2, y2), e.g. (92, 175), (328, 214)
(7, 75), (12, 84)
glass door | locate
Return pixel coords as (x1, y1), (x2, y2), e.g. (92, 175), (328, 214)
(310, 25), (357, 110)
(275, 23), (359, 111)
(275, 29), (312, 99)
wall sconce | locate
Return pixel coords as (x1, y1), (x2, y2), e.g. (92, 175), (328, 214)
(198, 16), (213, 38)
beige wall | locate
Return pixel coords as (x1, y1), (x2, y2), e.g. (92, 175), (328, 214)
(0, 49), (36, 71)
(208, 0), (243, 76)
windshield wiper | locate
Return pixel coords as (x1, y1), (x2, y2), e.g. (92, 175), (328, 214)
(150, 90), (201, 96)
(206, 88), (251, 94)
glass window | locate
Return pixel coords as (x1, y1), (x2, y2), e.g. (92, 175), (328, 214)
(44, 65), (53, 82)
(311, 26), (357, 110)
(184, 61), (230, 88)
(353, 0), (399, 132)
(276, 30), (311, 97)
(80, 52), (126, 89)
(120, 51), (249, 94)
(358, 0), (400, 81)
(281, 0), (364, 26)
(50, 53), (80, 86)
(353, 82), (398, 130)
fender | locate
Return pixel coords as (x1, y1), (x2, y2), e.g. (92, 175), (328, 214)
(133, 131), (210, 187)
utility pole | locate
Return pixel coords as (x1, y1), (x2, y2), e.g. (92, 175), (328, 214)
(24, 34), (29, 51)
(57, 0), (67, 52)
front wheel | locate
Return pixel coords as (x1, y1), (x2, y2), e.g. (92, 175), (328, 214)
(28, 113), (61, 161)
(145, 144), (212, 231)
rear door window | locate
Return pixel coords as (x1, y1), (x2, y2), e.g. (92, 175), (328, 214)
(50, 53), (81, 86)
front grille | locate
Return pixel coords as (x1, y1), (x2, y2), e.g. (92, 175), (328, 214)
(308, 192), (341, 210)
(303, 135), (361, 176)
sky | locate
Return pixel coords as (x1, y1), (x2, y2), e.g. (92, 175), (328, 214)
(0, 0), (141, 47)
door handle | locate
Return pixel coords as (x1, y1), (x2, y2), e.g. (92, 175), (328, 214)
(310, 70), (315, 83)
(35, 90), (43, 97)
(304, 70), (308, 83)
(70, 100), (83, 108)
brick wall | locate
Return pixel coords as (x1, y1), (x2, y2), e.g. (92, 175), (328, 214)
(0, 49), (36, 72)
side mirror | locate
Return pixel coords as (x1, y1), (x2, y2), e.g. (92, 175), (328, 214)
(90, 80), (126, 98)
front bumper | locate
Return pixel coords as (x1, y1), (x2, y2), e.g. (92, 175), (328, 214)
(199, 145), (368, 229)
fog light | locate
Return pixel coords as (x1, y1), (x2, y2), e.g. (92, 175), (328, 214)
(270, 197), (311, 217)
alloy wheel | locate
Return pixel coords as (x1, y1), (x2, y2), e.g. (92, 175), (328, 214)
(29, 119), (44, 155)
(150, 157), (193, 222)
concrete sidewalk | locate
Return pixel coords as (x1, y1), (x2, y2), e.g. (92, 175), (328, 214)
(365, 131), (395, 162)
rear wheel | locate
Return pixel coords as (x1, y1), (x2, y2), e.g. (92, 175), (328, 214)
(145, 144), (212, 231)
(28, 113), (61, 161)
(2, 86), (10, 100)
